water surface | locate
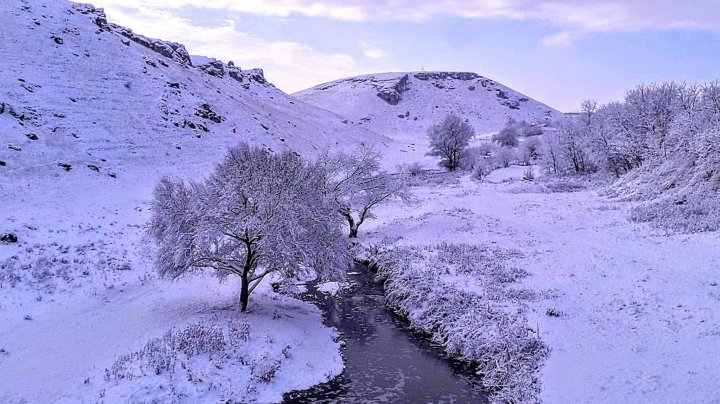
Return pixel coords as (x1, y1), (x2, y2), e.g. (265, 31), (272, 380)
(283, 266), (488, 403)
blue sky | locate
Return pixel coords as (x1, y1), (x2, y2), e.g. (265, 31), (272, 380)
(82, 0), (720, 112)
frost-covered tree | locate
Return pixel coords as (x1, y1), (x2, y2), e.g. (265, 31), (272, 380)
(427, 114), (474, 171)
(321, 146), (408, 238)
(149, 144), (349, 311)
(493, 147), (516, 168)
(540, 81), (720, 231)
(522, 124), (544, 137)
(518, 137), (542, 165)
(492, 125), (519, 147)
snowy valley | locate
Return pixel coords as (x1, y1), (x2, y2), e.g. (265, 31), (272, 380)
(1, 1), (719, 404)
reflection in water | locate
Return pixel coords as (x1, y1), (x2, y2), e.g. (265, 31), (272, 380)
(283, 265), (488, 404)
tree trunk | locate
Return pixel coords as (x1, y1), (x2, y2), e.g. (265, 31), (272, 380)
(343, 210), (357, 238)
(240, 271), (250, 312)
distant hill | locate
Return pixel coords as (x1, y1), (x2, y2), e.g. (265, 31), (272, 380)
(294, 72), (563, 162)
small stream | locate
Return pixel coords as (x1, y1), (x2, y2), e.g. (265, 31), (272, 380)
(283, 265), (488, 403)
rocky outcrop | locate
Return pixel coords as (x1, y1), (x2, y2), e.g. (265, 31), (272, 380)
(109, 25), (192, 66)
(71, 3), (107, 28)
(414, 72), (479, 81)
(242, 68), (268, 85)
(195, 104), (224, 123)
(198, 60), (225, 78)
(74, 2), (190, 66)
(376, 74), (410, 105)
(196, 59), (269, 87)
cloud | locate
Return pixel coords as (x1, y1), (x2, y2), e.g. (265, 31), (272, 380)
(85, 1), (364, 92)
(539, 31), (579, 47)
(88, 0), (720, 32)
(360, 43), (387, 59)
(83, 0), (720, 51)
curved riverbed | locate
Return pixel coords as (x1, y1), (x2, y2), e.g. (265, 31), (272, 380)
(283, 266), (488, 403)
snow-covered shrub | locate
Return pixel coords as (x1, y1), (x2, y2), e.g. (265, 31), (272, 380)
(613, 160), (720, 232)
(492, 125), (519, 147)
(476, 142), (499, 157)
(518, 137), (542, 165)
(101, 319), (286, 402)
(522, 167), (536, 181)
(403, 161), (424, 176)
(493, 147), (516, 168)
(109, 322), (232, 380)
(250, 354), (281, 383)
(473, 158), (494, 181)
(521, 124), (544, 137)
(229, 320), (251, 342)
(0, 241), (132, 295)
(369, 244), (548, 404)
(457, 145), (492, 171)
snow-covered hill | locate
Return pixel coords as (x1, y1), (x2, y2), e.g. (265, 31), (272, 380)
(0, 0), (386, 190)
(0, 1), (370, 401)
(295, 71), (564, 139)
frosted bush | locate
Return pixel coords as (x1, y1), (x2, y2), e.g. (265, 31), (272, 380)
(229, 321), (251, 342)
(171, 322), (226, 357)
(477, 142), (499, 157)
(400, 161), (423, 176)
(0, 241), (132, 295)
(473, 158), (494, 181)
(493, 147), (516, 168)
(523, 167), (535, 181)
(250, 354), (282, 383)
(426, 114), (474, 171)
(102, 319), (273, 401)
(493, 125), (519, 147)
(369, 244), (548, 404)
(109, 322), (231, 380)
(629, 196), (720, 233)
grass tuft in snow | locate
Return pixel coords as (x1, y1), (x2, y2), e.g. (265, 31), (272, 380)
(100, 319), (293, 401)
(0, 241), (132, 295)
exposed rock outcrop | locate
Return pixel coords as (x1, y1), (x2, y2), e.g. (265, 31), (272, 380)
(198, 60), (225, 78)
(196, 59), (269, 87)
(109, 25), (193, 66)
(71, 3), (107, 28)
(414, 72), (479, 81)
(376, 74), (410, 105)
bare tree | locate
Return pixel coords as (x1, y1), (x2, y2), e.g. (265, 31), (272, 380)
(321, 146), (409, 238)
(149, 144), (349, 311)
(427, 114), (474, 171)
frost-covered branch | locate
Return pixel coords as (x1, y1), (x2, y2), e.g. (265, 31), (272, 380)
(320, 146), (410, 238)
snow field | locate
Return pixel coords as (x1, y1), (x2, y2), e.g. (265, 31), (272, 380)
(360, 172), (720, 404)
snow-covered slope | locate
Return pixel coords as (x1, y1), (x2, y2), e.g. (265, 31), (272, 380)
(295, 71), (563, 138)
(0, 1), (369, 401)
(0, 0), (387, 189)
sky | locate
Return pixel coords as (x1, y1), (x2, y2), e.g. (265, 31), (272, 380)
(77, 0), (720, 112)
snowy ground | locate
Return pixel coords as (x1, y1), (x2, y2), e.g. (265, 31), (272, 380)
(0, 168), (343, 403)
(362, 171), (720, 403)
